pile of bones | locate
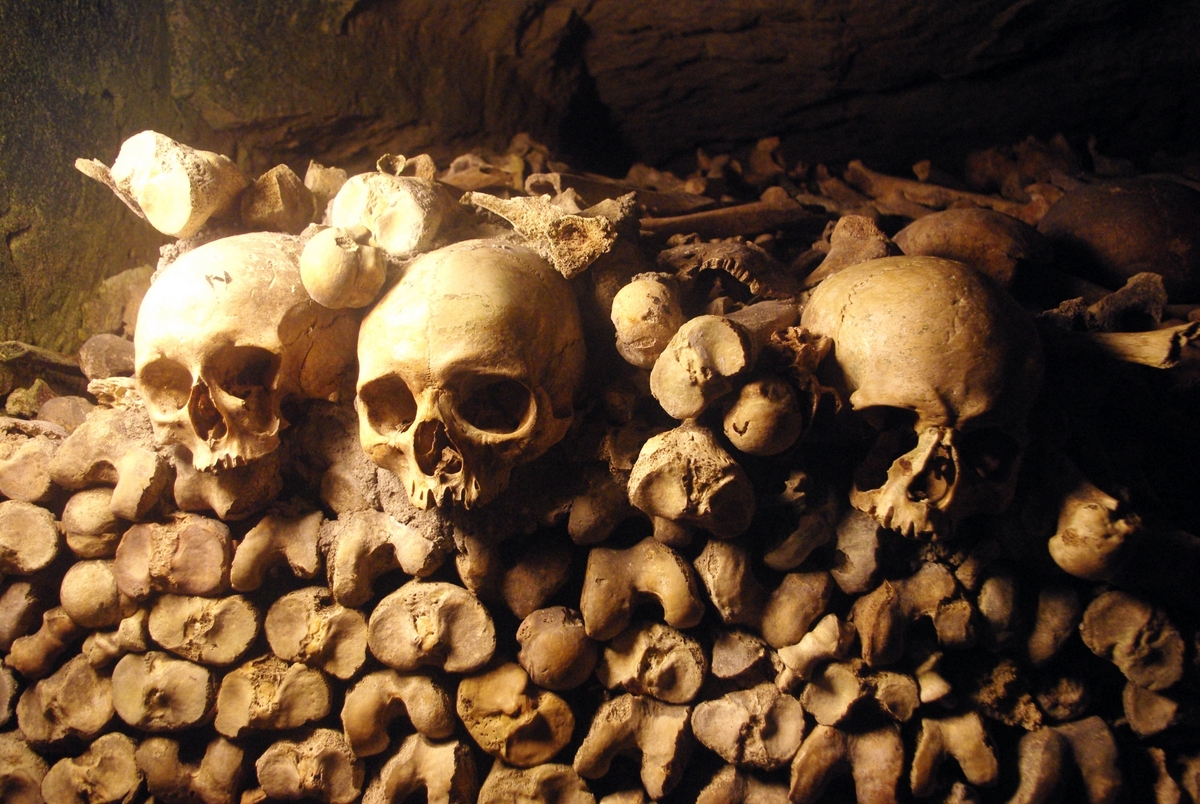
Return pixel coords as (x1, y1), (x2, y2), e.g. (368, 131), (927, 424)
(3, 128), (1200, 804)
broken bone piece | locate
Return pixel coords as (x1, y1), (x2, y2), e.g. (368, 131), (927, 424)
(579, 536), (705, 641)
(367, 580), (496, 674)
(910, 711), (999, 797)
(0, 732), (48, 804)
(322, 508), (449, 607)
(610, 273), (686, 369)
(802, 214), (900, 288)
(0, 416), (66, 504)
(478, 761), (595, 804)
(137, 735), (245, 804)
(16, 654), (114, 747)
(692, 538), (767, 628)
(300, 224), (386, 308)
(256, 728), (364, 804)
(111, 650), (216, 731)
(214, 654), (331, 738)
(596, 620), (708, 704)
(81, 608), (149, 668)
(1048, 472), (1137, 581)
(788, 723), (905, 804)
(78, 130), (248, 238)
(241, 163), (317, 234)
(41, 732), (140, 804)
(1007, 716), (1123, 804)
(329, 171), (457, 260)
(342, 669), (456, 757)
(692, 682), (805, 771)
(777, 613), (857, 680)
(696, 765), (789, 804)
(516, 607), (599, 692)
(362, 734), (478, 804)
(305, 160), (348, 219)
(627, 421), (756, 544)
(149, 593), (259, 666)
(113, 512), (232, 600)
(265, 586), (367, 679)
(5, 607), (85, 680)
(892, 206), (1048, 288)
(171, 446), (283, 521)
(230, 509), (323, 591)
(573, 694), (693, 800)
(457, 663), (575, 768)
(0, 500), (61, 576)
(722, 373), (805, 456)
(355, 238), (585, 510)
(1079, 590), (1185, 691)
(135, 231), (360, 472)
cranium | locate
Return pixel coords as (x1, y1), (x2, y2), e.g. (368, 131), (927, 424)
(801, 256), (1043, 539)
(135, 232), (360, 471)
(356, 238), (585, 510)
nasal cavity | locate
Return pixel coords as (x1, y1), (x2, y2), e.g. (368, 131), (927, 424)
(908, 443), (956, 503)
(413, 419), (463, 476)
(188, 381), (227, 442)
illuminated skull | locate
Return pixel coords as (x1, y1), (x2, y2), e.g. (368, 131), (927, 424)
(135, 232), (360, 471)
(356, 238), (586, 510)
(801, 256), (1043, 540)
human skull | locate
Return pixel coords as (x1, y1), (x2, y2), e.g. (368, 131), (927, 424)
(801, 256), (1043, 539)
(135, 232), (360, 471)
(356, 238), (586, 510)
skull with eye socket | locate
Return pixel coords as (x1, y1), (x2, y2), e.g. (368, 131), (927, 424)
(800, 256), (1044, 540)
(355, 238), (586, 510)
(134, 232), (360, 471)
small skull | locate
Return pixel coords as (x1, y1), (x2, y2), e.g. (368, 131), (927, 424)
(801, 256), (1043, 539)
(356, 238), (585, 510)
(135, 232), (360, 471)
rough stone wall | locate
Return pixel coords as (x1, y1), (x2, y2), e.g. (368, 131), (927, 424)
(2, 0), (1198, 353)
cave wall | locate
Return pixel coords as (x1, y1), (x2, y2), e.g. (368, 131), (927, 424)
(2, 0), (1198, 354)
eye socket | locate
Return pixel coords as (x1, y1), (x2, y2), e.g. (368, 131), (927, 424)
(210, 346), (280, 400)
(958, 427), (1021, 483)
(138, 359), (193, 410)
(455, 378), (533, 434)
(358, 375), (417, 435)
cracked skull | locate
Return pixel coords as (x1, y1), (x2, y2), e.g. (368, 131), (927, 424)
(801, 256), (1043, 539)
(135, 232), (360, 471)
(355, 238), (585, 509)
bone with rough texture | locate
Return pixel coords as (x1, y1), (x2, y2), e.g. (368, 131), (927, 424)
(910, 712), (999, 797)
(1007, 716), (1122, 804)
(1079, 590), (1184, 691)
(829, 508), (885, 595)
(777, 613), (857, 681)
(610, 273), (686, 369)
(760, 570), (835, 649)
(305, 160), (348, 219)
(41, 732), (140, 804)
(136, 231), (359, 472)
(0, 580), (51, 654)
(892, 206), (1048, 288)
(1123, 681), (1181, 737)
(5, 607), (84, 680)
(0, 500), (61, 576)
(692, 538), (766, 628)
(649, 299), (799, 420)
(579, 536), (704, 641)
(362, 734), (477, 804)
(16, 654), (113, 746)
(478, 761), (595, 804)
(342, 669), (456, 757)
(0, 417), (65, 504)
(111, 650), (215, 731)
(692, 682), (804, 770)
(0, 731), (48, 804)
(788, 723), (905, 804)
(59, 559), (137, 629)
(214, 654), (331, 738)
(77, 130), (248, 238)
(1027, 585), (1082, 666)
(500, 530), (574, 619)
(137, 735), (245, 804)
(761, 474), (841, 572)
(596, 620), (708, 704)
(230, 509), (323, 591)
(802, 214), (900, 287)
(1048, 472), (1136, 582)
(265, 586), (366, 679)
(241, 163), (317, 234)
(457, 663), (575, 767)
(149, 593), (259, 666)
(627, 422), (755, 545)
(171, 446), (283, 521)
(61, 487), (125, 558)
(0, 666), (16, 725)
(355, 238), (585, 510)
(516, 607), (599, 692)
(573, 694), (693, 800)
(722, 372), (805, 456)
(81, 608), (149, 667)
(851, 561), (973, 667)
(329, 170), (457, 260)
(697, 765), (789, 804)
(323, 509), (449, 607)
(367, 579), (496, 673)
(256, 728), (364, 804)
(301, 224), (386, 308)
(113, 512), (232, 600)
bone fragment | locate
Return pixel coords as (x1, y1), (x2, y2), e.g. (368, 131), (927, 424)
(0, 417), (65, 504)
(777, 613), (857, 680)
(760, 570), (834, 649)
(1048, 472), (1136, 581)
(1027, 585), (1082, 666)
(0, 732), (48, 804)
(573, 694), (693, 800)
(851, 561), (971, 667)
(305, 160), (348, 219)
(241, 163), (317, 234)
(693, 539), (766, 628)
(137, 735), (245, 804)
(214, 654), (331, 738)
(596, 620), (708, 704)
(16, 654), (113, 746)
(516, 607), (599, 692)
(1079, 590), (1184, 691)
(639, 193), (827, 240)
(627, 422), (755, 544)
(113, 513), (232, 600)
(61, 487), (125, 558)
(977, 572), (1020, 650)
(230, 509), (322, 591)
(610, 273), (686, 369)
(5, 607), (84, 679)
(329, 172), (456, 259)
(843, 160), (1033, 222)
(722, 373), (805, 455)
(710, 629), (772, 682)
(300, 224), (386, 309)
(457, 663), (575, 767)
(323, 509), (449, 607)
(362, 734), (478, 804)
(692, 682), (804, 770)
(802, 214), (900, 287)
(657, 238), (802, 299)
(41, 732), (140, 804)
(1084, 322), (1200, 376)
(342, 669), (455, 757)
(171, 448), (283, 521)
(579, 536), (704, 640)
(1008, 716), (1122, 804)
(892, 206), (1048, 288)
(829, 508), (885, 594)
(367, 580), (496, 673)
(0, 666), (14, 726)
(0, 500), (61, 575)
(788, 723), (904, 804)
(81, 608), (149, 667)
(149, 593), (259, 666)
(500, 529), (573, 618)
(1124, 681), (1181, 737)
(0, 580), (50, 653)
(697, 765), (789, 804)
(761, 474), (840, 571)
(257, 729), (364, 804)
(59, 559), (137, 629)
(478, 761), (595, 804)
(111, 650), (215, 731)
(264, 586), (364, 679)
(910, 712), (999, 797)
